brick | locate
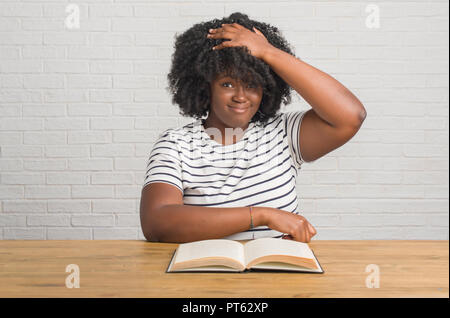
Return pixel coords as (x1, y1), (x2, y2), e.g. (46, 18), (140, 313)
(0, 160), (23, 172)
(68, 159), (113, 171)
(71, 186), (114, 199)
(67, 75), (112, 88)
(68, 47), (112, 59)
(23, 132), (66, 145)
(0, 18), (20, 31)
(90, 33), (134, 47)
(3, 200), (47, 213)
(71, 215), (114, 227)
(27, 215), (70, 226)
(91, 172), (134, 185)
(90, 118), (134, 130)
(1, 173), (44, 185)
(0, 4), (42, 17)
(48, 200), (90, 213)
(0, 47), (20, 59)
(89, 90), (132, 102)
(0, 60), (42, 73)
(358, 171), (402, 184)
(4, 228), (45, 240)
(89, 5), (133, 17)
(44, 61), (89, 73)
(0, 215), (26, 226)
(112, 18), (154, 32)
(44, 32), (87, 45)
(315, 171), (358, 184)
(46, 172), (90, 184)
(113, 47), (157, 59)
(0, 89), (42, 103)
(92, 144), (134, 157)
(113, 75), (157, 88)
(44, 118), (88, 130)
(315, 3), (361, 17)
(93, 228), (138, 239)
(47, 228), (91, 240)
(0, 145), (41, 157)
(0, 32), (43, 45)
(67, 103), (112, 116)
(116, 214), (140, 227)
(92, 199), (136, 213)
(24, 75), (64, 88)
(0, 118), (42, 131)
(89, 61), (132, 74)
(25, 186), (70, 199)
(43, 89), (88, 102)
(23, 159), (66, 171)
(22, 19), (64, 31)
(68, 131), (111, 144)
(0, 132), (21, 145)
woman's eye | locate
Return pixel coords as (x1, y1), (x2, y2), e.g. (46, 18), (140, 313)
(222, 82), (257, 89)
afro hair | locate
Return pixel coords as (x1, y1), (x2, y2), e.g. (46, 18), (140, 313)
(167, 12), (298, 127)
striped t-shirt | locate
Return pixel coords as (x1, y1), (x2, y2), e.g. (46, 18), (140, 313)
(143, 110), (310, 240)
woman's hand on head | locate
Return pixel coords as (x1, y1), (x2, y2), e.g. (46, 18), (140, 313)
(206, 23), (273, 60)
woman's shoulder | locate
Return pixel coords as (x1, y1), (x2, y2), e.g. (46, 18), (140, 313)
(256, 112), (284, 130)
(157, 120), (196, 138)
(154, 120), (204, 152)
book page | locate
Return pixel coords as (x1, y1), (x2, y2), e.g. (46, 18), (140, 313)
(173, 239), (245, 268)
(249, 262), (322, 273)
(243, 238), (316, 268)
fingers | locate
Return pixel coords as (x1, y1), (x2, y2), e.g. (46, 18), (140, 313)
(207, 28), (233, 51)
(300, 218), (311, 243)
(301, 217), (316, 241)
(272, 210), (317, 243)
(208, 24), (238, 36)
(295, 218), (316, 243)
(291, 220), (309, 243)
(253, 27), (264, 37)
(308, 223), (317, 236)
(305, 226), (311, 243)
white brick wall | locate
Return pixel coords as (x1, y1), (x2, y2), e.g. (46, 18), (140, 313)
(0, 0), (448, 240)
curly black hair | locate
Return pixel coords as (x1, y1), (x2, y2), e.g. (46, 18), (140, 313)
(167, 12), (297, 126)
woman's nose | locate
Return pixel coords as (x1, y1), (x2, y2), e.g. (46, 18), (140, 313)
(232, 84), (248, 101)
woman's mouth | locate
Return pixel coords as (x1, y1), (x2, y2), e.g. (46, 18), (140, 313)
(228, 105), (249, 114)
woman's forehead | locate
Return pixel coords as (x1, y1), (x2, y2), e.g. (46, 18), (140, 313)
(213, 72), (254, 83)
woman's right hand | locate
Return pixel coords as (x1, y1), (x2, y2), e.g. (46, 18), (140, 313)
(261, 207), (317, 243)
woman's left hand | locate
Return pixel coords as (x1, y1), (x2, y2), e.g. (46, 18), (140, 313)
(207, 23), (273, 60)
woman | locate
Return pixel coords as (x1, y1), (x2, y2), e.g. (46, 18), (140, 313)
(140, 13), (366, 243)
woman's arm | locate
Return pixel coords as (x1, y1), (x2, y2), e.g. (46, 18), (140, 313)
(208, 23), (367, 162)
(140, 181), (316, 243)
(261, 46), (367, 162)
(262, 47), (366, 128)
(146, 204), (316, 243)
(146, 204), (267, 243)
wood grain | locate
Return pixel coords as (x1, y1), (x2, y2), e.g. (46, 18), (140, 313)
(0, 240), (448, 298)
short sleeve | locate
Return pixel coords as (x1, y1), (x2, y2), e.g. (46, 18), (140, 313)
(142, 129), (183, 195)
(281, 110), (313, 170)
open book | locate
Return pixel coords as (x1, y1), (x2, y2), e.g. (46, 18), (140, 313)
(167, 237), (324, 273)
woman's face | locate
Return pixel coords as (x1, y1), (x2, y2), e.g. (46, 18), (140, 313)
(207, 73), (263, 130)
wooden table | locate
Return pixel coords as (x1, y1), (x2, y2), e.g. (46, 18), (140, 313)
(0, 240), (448, 298)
